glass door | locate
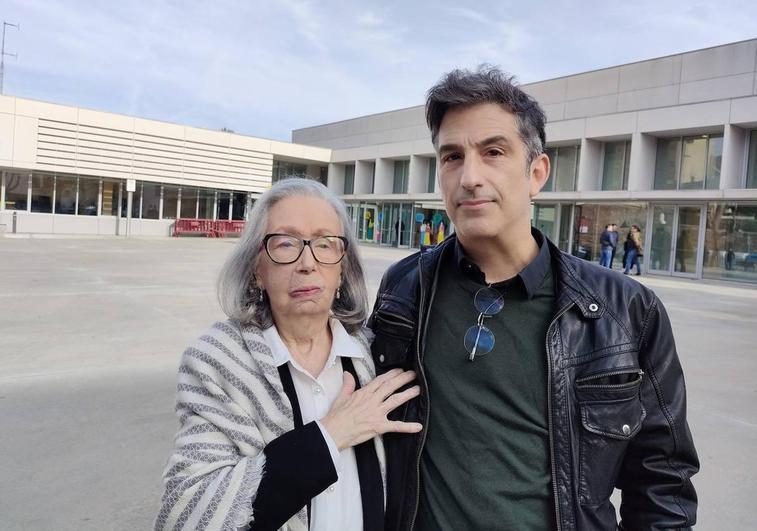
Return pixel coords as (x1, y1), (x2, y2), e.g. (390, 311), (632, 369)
(649, 206), (675, 273)
(673, 206), (702, 277)
(647, 205), (704, 277)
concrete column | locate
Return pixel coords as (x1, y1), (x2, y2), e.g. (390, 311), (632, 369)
(159, 185), (165, 220)
(627, 132), (657, 192)
(721, 124), (747, 190)
(327, 163), (345, 194)
(374, 158), (394, 194)
(408, 155), (429, 194)
(126, 191), (133, 237)
(577, 138), (602, 191)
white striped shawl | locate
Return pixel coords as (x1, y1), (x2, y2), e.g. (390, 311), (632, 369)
(155, 319), (385, 531)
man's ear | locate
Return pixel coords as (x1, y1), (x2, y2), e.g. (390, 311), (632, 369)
(528, 152), (550, 198)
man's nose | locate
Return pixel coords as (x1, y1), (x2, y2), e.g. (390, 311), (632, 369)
(460, 154), (484, 189)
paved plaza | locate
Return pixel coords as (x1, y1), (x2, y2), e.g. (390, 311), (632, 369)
(0, 236), (755, 530)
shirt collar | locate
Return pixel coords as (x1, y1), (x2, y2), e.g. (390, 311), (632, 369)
(454, 226), (552, 299)
(262, 318), (364, 368)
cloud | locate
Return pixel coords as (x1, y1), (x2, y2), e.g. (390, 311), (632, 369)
(2, 0), (757, 141)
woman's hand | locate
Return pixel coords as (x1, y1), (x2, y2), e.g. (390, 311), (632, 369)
(320, 368), (423, 450)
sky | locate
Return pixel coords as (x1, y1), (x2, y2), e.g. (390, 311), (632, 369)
(2, 0), (757, 141)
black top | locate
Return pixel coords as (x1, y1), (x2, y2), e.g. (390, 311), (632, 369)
(416, 228), (557, 530)
(249, 359), (384, 531)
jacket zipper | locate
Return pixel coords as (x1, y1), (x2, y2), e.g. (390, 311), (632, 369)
(544, 301), (574, 531)
(409, 252), (430, 531)
(576, 369), (644, 390)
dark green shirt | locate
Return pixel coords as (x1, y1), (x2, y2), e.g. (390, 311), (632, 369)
(415, 230), (557, 531)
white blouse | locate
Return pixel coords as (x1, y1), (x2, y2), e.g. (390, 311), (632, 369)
(262, 319), (364, 531)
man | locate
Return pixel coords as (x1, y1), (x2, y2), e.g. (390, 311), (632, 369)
(370, 66), (698, 530)
(599, 224), (614, 268)
(609, 223), (619, 268)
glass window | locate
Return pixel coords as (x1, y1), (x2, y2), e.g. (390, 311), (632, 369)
(54, 174), (77, 215)
(602, 141), (631, 191)
(680, 136), (707, 190)
(571, 203), (647, 268)
(344, 164), (355, 195)
(180, 187), (198, 218)
(558, 204), (573, 252)
(747, 131), (757, 189)
(232, 192), (247, 220)
(198, 188), (215, 219)
(77, 176), (99, 216)
(654, 138), (680, 190)
(427, 157), (436, 193)
(272, 160), (307, 183)
(703, 203), (757, 283)
(31, 173), (54, 213)
(369, 163), (375, 193)
(555, 145), (579, 192)
(655, 135), (722, 190)
(3, 172), (29, 211)
(533, 204), (557, 240)
(705, 135), (722, 190)
(101, 180), (120, 216)
(217, 191), (231, 220)
(162, 185), (179, 219)
(318, 166), (328, 186)
(141, 183), (160, 219)
(393, 160), (409, 194)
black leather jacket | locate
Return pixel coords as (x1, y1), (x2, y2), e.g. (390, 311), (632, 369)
(370, 235), (698, 531)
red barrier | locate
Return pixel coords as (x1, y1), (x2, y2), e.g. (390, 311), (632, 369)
(213, 220), (245, 238)
(173, 219), (246, 238)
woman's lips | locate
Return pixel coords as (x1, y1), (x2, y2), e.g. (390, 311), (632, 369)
(289, 286), (323, 298)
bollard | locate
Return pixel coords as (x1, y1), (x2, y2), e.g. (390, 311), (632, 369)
(12, 211), (17, 233)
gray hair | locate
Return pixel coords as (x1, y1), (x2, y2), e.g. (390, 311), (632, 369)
(426, 65), (546, 165)
(217, 178), (368, 334)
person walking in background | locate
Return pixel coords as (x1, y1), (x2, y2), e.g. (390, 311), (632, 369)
(609, 223), (619, 268)
(623, 224), (643, 275)
(598, 224), (614, 268)
(423, 222), (432, 246)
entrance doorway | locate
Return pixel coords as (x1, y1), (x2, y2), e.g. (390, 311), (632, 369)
(648, 205), (705, 277)
(358, 204), (378, 243)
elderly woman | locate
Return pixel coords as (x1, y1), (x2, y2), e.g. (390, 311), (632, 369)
(155, 178), (421, 531)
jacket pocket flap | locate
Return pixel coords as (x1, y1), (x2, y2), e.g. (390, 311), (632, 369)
(372, 310), (415, 368)
(580, 397), (646, 440)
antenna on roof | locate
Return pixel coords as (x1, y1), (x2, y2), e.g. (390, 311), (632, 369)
(1, 21), (20, 95)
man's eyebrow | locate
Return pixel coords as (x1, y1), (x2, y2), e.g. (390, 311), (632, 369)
(476, 135), (513, 149)
(438, 135), (514, 154)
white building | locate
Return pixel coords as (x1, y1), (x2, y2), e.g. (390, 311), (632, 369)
(2, 39), (757, 283)
(0, 96), (330, 236)
(293, 39), (757, 284)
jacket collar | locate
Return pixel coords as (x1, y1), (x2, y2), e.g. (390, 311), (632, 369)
(420, 232), (606, 320)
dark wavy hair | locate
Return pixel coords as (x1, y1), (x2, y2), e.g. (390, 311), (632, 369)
(425, 65), (547, 164)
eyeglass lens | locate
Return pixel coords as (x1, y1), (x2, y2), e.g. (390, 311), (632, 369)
(464, 287), (504, 360)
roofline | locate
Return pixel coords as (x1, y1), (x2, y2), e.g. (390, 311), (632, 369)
(292, 36), (757, 133)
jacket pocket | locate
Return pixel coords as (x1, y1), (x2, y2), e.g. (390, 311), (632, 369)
(575, 370), (646, 505)
(372, 310), (415, 371)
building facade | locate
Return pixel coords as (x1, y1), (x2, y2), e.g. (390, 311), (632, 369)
(0, 95), (330, 237)
(293, 39), (757, 284)
(2, 40), (757, 283)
